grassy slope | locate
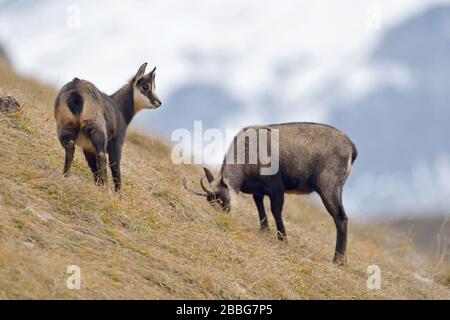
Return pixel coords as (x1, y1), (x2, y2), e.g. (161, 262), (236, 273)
(0, 63), (449, 299)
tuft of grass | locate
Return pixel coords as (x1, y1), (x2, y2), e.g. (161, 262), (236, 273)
(214, 212), (238, 234)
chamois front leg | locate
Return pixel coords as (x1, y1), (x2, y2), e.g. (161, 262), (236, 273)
(253, 194), (269, 231)
(108, 142), (122, 191)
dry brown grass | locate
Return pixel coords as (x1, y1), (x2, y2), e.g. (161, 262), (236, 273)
(0, 63), (449, 299)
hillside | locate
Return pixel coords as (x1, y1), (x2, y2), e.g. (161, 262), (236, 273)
(0, 62), (449, 299)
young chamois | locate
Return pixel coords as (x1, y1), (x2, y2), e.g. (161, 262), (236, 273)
(184, 123), (357, 265)
(55, 63), (161, 191)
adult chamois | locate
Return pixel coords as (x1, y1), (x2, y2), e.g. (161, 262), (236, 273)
(55, 63), (161, 191)
(184, 122), (357, 265)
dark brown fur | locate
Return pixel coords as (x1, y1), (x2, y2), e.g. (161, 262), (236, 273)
(186, 122), (357, 265)
(54, 63), (161, 190)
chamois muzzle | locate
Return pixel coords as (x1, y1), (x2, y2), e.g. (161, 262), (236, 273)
(182, 177), (231, 212)
(151, 97), (162, 108)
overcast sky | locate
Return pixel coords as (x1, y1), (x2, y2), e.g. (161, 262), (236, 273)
(1, 0), (447, 114)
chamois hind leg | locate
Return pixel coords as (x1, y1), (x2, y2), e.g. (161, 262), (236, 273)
(108, 143), (122, 191)
(317, 183), (348, 265)
(58, 130), (76, 177)
(83, 150), (100, 184)
(85, 126), (108, 186)
(253, 194), (269, 231)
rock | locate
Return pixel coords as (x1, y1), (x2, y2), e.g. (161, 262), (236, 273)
(22, 240), (35, 249)
(0, 93), (21, 113)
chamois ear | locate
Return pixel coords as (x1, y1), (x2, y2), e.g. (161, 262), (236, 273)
(150, 67), (156, 81)
(203, 167), (215, 183)
(134, 62), (147, 82)
(221, 176), (230, 189)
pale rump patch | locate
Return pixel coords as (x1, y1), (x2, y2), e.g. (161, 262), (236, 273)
(75, 133), (95, 153)
(56, 96), (106, 155)
(55, 102), (77, 126)
(55, 94), (98, 128)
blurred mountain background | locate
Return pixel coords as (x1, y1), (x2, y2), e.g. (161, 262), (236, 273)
(330, 5), (450, 216)
(0, 0), (450, 222)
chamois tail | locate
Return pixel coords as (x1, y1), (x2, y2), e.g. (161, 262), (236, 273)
(66, 91), (83, 116)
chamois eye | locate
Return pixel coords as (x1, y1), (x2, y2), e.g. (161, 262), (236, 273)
(142, 83), (149, 91)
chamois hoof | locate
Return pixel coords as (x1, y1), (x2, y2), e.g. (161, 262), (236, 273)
(96, 179), (107, 187)
(94, 176), (107, 187)
(332, 253), (347, 266)
(259, 225), (270, 233)
(277, 232), (288, 243)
